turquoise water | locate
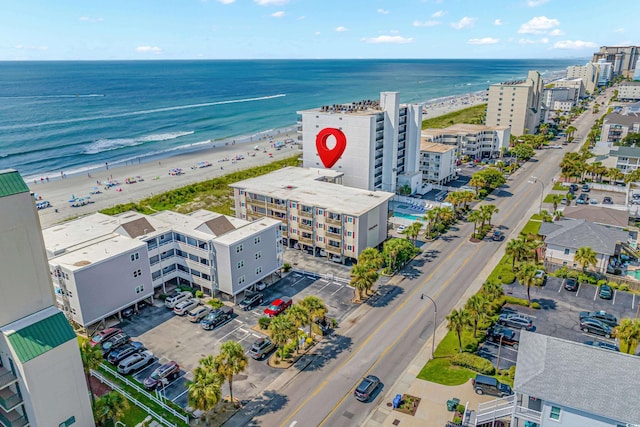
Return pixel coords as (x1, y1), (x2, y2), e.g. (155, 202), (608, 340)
(393, 212), (424, 221)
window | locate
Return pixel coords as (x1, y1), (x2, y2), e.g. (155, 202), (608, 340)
(347, 217), (353, 223)
(564, 248), (570, 255)
(317, 209), (324, 215)
(238, 276), (245, 285)
(256, 266), (262, 275)
(237, 260), (245, 269)
(254, 236), (261, 245)
(135, 284), (144, 294)
(133, 269), (142, 278)
(236, 244), (243, 253)
(549, 406), (561, 420)
(130, 252), (139, 262)
(347, 231), (352, 237)
(255, 251), (262, 260)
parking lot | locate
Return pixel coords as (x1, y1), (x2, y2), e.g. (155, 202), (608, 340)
(478, 276), (639, 370)
(118, 272), (357, 408)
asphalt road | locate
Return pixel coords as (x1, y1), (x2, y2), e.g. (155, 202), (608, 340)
(225, 92), (609, 427)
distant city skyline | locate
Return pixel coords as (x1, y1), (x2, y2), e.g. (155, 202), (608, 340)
(2, 0), (638, 61)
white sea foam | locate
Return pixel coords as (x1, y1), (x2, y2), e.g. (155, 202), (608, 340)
(83, 131), (194, 154)
(0, 94), (286, 131)
(0, 94), (105, 99)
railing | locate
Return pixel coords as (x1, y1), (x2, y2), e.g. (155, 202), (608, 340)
(298, 210), (313, 218)
(0, 408), (28, 427)
(298, 236), (313, 245)
(326, 231), (342, 239)
(475, 395), (514, 425)
(0, 389), (22, 412)
(514, 404), (543, 422)
(0, 368), (16, 390)
(325, 245), (342, 255)
(298, 222), (313, 231)
(326, 217), (342, 226)
(267, 202), (287, 211)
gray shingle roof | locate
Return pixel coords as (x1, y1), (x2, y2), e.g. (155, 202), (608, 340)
(603, 112), (640, 127)
(515, 331), (640, 424)
(562, 206), (629, 228)
(610, 145), (640, 159)
(539, 219), (628, 255)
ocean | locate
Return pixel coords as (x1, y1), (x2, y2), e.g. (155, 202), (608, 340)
(0, 59), (582, 179)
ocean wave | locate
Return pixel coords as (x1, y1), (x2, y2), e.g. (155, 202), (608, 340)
(83, 131), (194, 155)
(0, 94), (286, 131)
(0, 94), (105, 99)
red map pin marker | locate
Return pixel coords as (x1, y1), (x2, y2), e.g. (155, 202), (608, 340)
(316, 128), (346, 168)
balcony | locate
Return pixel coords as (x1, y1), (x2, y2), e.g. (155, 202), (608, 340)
(298, 235), (313, 245)
(0, 369), (16, 391)
(298, 210), (313, 219)
(325, 245), (342, 255)
(326, 216), (342, 226)
(298, 222), (313, 231)
(0, 389), (22, 412)
(267, 202), (287, 211)
(0, 406), (28, 427)
(326, 230), (342, 240)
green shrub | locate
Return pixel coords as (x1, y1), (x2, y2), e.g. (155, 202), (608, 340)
(500, 271), (515, 284)
(553, 267), (570, 278)
(207, 298), (224, 309)
(453, 416), (462, 425)
(451, 352), (496, 375)
(195, 290), (204, 298)
(258, 316), (271, 330)
(608, 282), (619, 290)
(531, 302), (541, 309)
(158, 293), (169, 301)
(504, 295), (531, 307)
(282, 263), (292, 272)
(597, 279), (607, 287)
(619, 284), (629, 292)
(456, 403), (465, 414)
(178, 286), (195, 295)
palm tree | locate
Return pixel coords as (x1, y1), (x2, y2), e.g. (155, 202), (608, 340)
(481, 279), (504, 300)
(446, 309), (470, 353)
(465, 294), (489, 338)
(505, 238), (529, 271)
(469, 174), (486, 196)
(79, 338), (103, 409)
(423, 209), (437, 237)
(614, 318), (640, 354)
(549, 194), (563, 212)
(445, 191), (462, 211)
(357, 247), (384, 271)
(468, 209), (483, 238)
(188, 356), (223, 420)
(480, 204), (499, 227)
(286, 304), (310, 350)
(269, 314), (296, 360)
(404, 221), (423, 245)
(350, 263), (378, 301)
(565, 125), (577, 140)
(460, 190), (476, 210)
(606, 167), (624, 184)
(300, 295), (327, 337)
(215, 341), (248, 406)
(515, 262), (538, 305)
(94, 391), (129, 426)
(574, 246), (597, 272)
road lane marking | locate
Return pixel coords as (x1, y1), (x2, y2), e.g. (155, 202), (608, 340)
(612, 290), (617, 305)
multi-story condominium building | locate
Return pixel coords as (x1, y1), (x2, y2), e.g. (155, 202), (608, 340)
(0, 170), (94, 426)
(617, 81), (640, 100)
(485, 70), (543, 136)
(419, 141), (457, 185)
(230, 167), (394, 263)
(596, 59), (613, 86)
(541, 85), (578, 123)
(610, 146), (640, 174)
(42, 209), (282, 328)
(592, 45), (640, 78)
(421, 124), (510, 161)
(297, 91), (423, 194)
(600, 112), (640, 144)
(475, 331), (640, 426)
(566, 63), (598, 94)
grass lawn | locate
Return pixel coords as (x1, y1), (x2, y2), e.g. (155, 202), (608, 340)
(552, 182), (569, 191)
(521, 219), (542, 236)
(543, 193), (564, 203)
(422, 104), (487, 129)
(417, 357), (475, 386)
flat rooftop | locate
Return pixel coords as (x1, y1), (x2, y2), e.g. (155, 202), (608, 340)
(420, 140), (457, 153)
(231, 167), (394, 216)
(422, 123), (507, 137)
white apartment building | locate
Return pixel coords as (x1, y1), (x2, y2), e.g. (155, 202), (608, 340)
(42, 210), (283, 328)
(593, 45), (640, 78)
(422, 124), (510, 161)
(0, 169), (94, 427)
(485, 70), (543, 136)
(542, 85), (578, 123)
(230, 167), (394, 263)
(596, 59), (613, 86)
(600, 112), (640, 144)
(566, 63), (598, 94)
(618, 81), (640, 100)
(419, 141), (457, 185)
(298, 91), (423, 194)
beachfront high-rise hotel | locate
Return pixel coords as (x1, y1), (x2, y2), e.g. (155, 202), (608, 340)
(485, 70), (543, 136)
(0, 170), (94, 427)
(297, 92), (423, 194)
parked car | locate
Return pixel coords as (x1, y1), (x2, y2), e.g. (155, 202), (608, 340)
(164, 291), (193, 309)
(472, 374), (513, 397)
(487, 326), (520, 349)
(569, 184), (579, 192)
(491, 230), (504, 241)
(239, 292), (264, 311)
(249, 337), (276, 360)
(582, 184), (590, 192)
(579, 310), (618, 327)
(584, 340), (619, 352)
(599, 284), (614, 300)
(397, 225), (407, 232)
(561, 197), (569, 205)
(580, 318), (613, 338)
(200, 306), (234, 330)
(590, 199), (598, 205)
(122, 306), (136, 318)
(353, 375), (381, 402)
(263, 296), (293, 317)
(534, 270), (546, 285)
(173, 298), (200, 316)
(90, 327), (121, 347)
(603, 196), (613, 204)
(497, 313), (534, 330)
(118, 350), (155, 375)
(101, 333), (130, 357)
(187, 306), (211, 323)
(255, 281), (267, 291)
(107, 341), (144, 365)
(143, 361), (180, 390)
(564, 277), (579, 291)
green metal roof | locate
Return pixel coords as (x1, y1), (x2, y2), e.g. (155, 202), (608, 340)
(0, 170), (29, 199)
(7, 312), (76, 363)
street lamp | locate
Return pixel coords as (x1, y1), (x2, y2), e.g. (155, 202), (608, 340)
(420, 294), (438, 358)
(528, 176), (544, 215)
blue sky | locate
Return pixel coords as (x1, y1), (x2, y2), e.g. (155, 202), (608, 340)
(2, 0), (638, 60)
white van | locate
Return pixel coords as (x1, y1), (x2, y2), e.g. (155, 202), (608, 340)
(117, 350), (154, 375)
(164, 291), (192, 309)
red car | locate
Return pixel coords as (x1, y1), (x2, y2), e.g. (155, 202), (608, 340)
(263, 296), (292, 317)
(90, 327), (121, 347)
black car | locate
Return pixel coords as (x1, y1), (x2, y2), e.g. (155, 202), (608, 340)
(603, 196), (613, 205)
(569, 184), (579, 192)
(580, 318), (613, 338)
(354, 375), (380, 402)
(101, 333), (130, 357)
(599, 284), (614, 300)
(238, 292), (264, 311)
(487, 326), (519, 349)
(107, 341), (144, 365)
(579, 310), (618, 327)
(564, 277), (579, 291)
(491, 230), (505, 241)
(581, 184), (590, 192)
(200, 306), (234, 330)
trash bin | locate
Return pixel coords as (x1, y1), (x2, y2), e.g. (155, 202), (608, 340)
(393, 394), (402, 409)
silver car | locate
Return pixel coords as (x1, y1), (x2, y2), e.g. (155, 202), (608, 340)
(117, 350), (154, 375)
(187, 306), (211, 323)
(173, 298), (200, 316)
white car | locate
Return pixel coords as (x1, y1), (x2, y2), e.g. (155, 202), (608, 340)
(117, 350), (154, 375)
(397, 225), (407, 232)
(255, 281), (267, 291)
(173, 298), (200, 316)
(164, 291), (192, 309)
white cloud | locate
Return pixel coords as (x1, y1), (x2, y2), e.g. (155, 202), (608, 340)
(254, 0), (289, 5)
(527, 0), (550, 6)
(494, 19), (503, 26)
(79, 16), (104, 23)
(548, 29), (564, 36)
(518, 37), (549, 44)
(468, 37), (499, 45)
(362, 35), (414, 44)
(335, 26), (348, 32)
(432, 10), (445, 18)
(614, 28), (624, 33)
(377, 8), (389, 14)
(413, 20), (440, 27)
(553, 40), (597, 49)
(451, 17), (477, 30)
(314, 31), (321, 36)
(271, 11), (285, 17)
(518, 16), (560, 34)
(217, 0), (236, 4)
(135, 46), (162, 53)
(14, 44), (48, 51)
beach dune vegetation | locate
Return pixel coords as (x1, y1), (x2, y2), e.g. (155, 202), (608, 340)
(421, 104), (487, 129)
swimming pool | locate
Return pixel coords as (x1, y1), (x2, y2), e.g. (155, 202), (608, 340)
(393, 212), (425, 221)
